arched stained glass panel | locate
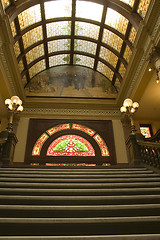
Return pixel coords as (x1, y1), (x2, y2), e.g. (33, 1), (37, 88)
(47, 135), (95, 156)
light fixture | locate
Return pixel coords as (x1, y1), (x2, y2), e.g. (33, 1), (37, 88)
(120, 98), (139, 134)
(5, 96), (23, 132)
(148, 47), (160, 84)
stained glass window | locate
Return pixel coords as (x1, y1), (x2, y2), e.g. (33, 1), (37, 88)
(76, 1), (103, 22)
(18, 59), (24, 73)
(1, 0), (10, 9)
(49, 54), (70, 67)
(123, 45), (132, 63)
(18, 5), (41, 30)
(10, 21), (17, 37)
(73, 55), (94, 68)
(129, 27), (137, 44)
(72, 124), (95, 136)
(97, 61), (114, 81)
(119, 62), (126, 78)
(102, 29), (123, 52)
(26, 44), (44, 64)
(94, 134), (109, 156)
(14, 41), (21, 58)
(22, 26), (43, 49)
(47, 135), (95, 156)
(140, 127), (151, 138)
(115, 78), (121, 91)
(22, 75), (27, 86)
(74, 40), (97, 55)
(75, 22), (100, 40)
(48, 39), (71, 53)
(99, 47), (118, 68)
(44, 0), (72, 19)
(120, 0), (135, 7)
(105, 8), (128, 35)
(47, 124), (70, 136)
(137, 0), (151, 19)
(46, 21), (71, 38)
(32, 133), (49, 156)
(29, 60), (46, 78)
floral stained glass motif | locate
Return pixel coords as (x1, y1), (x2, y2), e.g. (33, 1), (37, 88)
(140, 127), (151, 138)
(105, 8), (128, 35)
(47, 135), (95, 156)
(22, 26), (43, 49)
(137, 0), (151, 19)
(73, 55), (94, 68)
(102, 29), (123, 53)
(29, 60), (45, 79)
(97, 61), (114, 81)
(94, 134), (109, 156)
(26, 44), (44, 64)
(75, 22), (100, 40)
(32, 133), (49, 156)
(48, 39), (71, 53)
(49, 54), (70, 67)
(44, 0), (72, 19)
(46, 21), (71, 38)
(99, 47), (118, 68)
(76, 1), (103, 22)
(72, 124), (95, 136)
(18, 5), (41, 30)
(74, 40), (97, 55)
(47, 124), (70, 136)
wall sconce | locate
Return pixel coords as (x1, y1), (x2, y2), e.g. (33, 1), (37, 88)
(5, 96), (23, 132)
(120, 98), (139, 135)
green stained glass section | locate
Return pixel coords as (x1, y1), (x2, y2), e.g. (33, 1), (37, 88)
(26, 44), (44, 64)
(46, 21), (71, 38)
(105, 8), (128, 35)
(18, 4), (41, 30)
(48, 39), (70, 53)
(22, 26), (43, 49)
(76, 1), (103, 22)
(44, 0), (72, 19)
(54, 139), (89, 152)
(97, 61), (114, 81)
(75, 22), (100, 40)
(100, 47), (118, 68)
(74, 40), (97, 55)
(49, 54), (70, 67)
(102, 29), (123, 52)
(73, 55), (94, 68)
(29, 60), (45, 78)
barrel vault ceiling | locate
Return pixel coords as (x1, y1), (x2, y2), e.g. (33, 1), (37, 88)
(0, 0), (160, 118)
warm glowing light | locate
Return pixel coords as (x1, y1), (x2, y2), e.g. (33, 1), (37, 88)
(149, 68), (152, 72)
(123, 98), (133, 107)
(132, 102), (139, 108)
(120, 106), (127, 112)
(5, 99), (11, 105)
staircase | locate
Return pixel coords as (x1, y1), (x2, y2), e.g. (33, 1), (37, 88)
(0, 166), (160, 239)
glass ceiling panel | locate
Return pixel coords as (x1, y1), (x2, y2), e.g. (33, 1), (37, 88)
(14, 41), (21, 58)
(76, 1), (103, 22)
(120, 0), (135, 7)
(18, 4), (41, 30)
(119, 62), (126, 78)
(18, 59), (24, 73)
(137, 0), (151, 19)
(115, 77), (121, 91)
(97, 61), (114, 81)
(22, 26), (43, 49)
(99, 47), (118, 68)
(49, 54), (70, 67)
(26, 44), (44, 64)
(44, 0), (72, 19)
(46, 21), (71, 38)
(75, 22), (100, 40)
(105, 8), (129, 35)
(129, 27), (137, 44)
(29, 59), (45, 79)
(1, 0), (10, 9)
(73, 55), (94, 68)
(102, 29), (123, 52)
(10, 21), (16, 37)
(22, 75), (27, 87)
(74, 40), (97, 55)
(123, 45), (132, 63)
(48, 39), (71, 53)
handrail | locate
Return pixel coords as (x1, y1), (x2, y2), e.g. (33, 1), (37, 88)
(138, 140), (160, 148)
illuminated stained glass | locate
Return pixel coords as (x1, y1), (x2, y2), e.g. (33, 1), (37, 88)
(137, 0), (151, 19)
(94, 134), (109, 156)
(44, 0), (72, 19)
(46, 21), (71, 38)
(14, 41), (21, 58)
(97, 61), (114, 81)
(73, 54), (94, 68)
(102, 29), (123, 52)
(29, 60), (45, 78)
(115, 78), (121, 91)
(1, 0), (10, 9)
(100, 47), (118, 68)
(74, 40), (97, 55)
(47, 124), (70, 136)
(47, 135), (95, 156)
(22, 75), (27, 86)
(26, 44), (44, 64)
(119, 62), (126, 78)
(10, 21), (17, 37)
(18, 5), (41, 30)
(46, 163), (96, 166)
(129, 27), (137, 44)
(105, 8), (128, 35)
(140, 127), (151, 138)
(48, 39), (71, 53)
(123, 45), (132, 63)
(120, 0), (135, 7)
(49, 54), (70, 67)
(18, 59), (24, 73)
(75, 22), (100, 40)
(72, 124), (95, 136)
(32, 133), (49, 156)
(76, 1), (103, 22)
(22, 26), (43, 49)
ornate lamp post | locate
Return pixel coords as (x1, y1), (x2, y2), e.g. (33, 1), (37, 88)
(5, 96), (23, 132)
(120, 98), (139, 135)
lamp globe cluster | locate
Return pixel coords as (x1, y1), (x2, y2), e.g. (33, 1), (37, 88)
(5, 96), (23, 112)
(120, 98), (139, 114)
